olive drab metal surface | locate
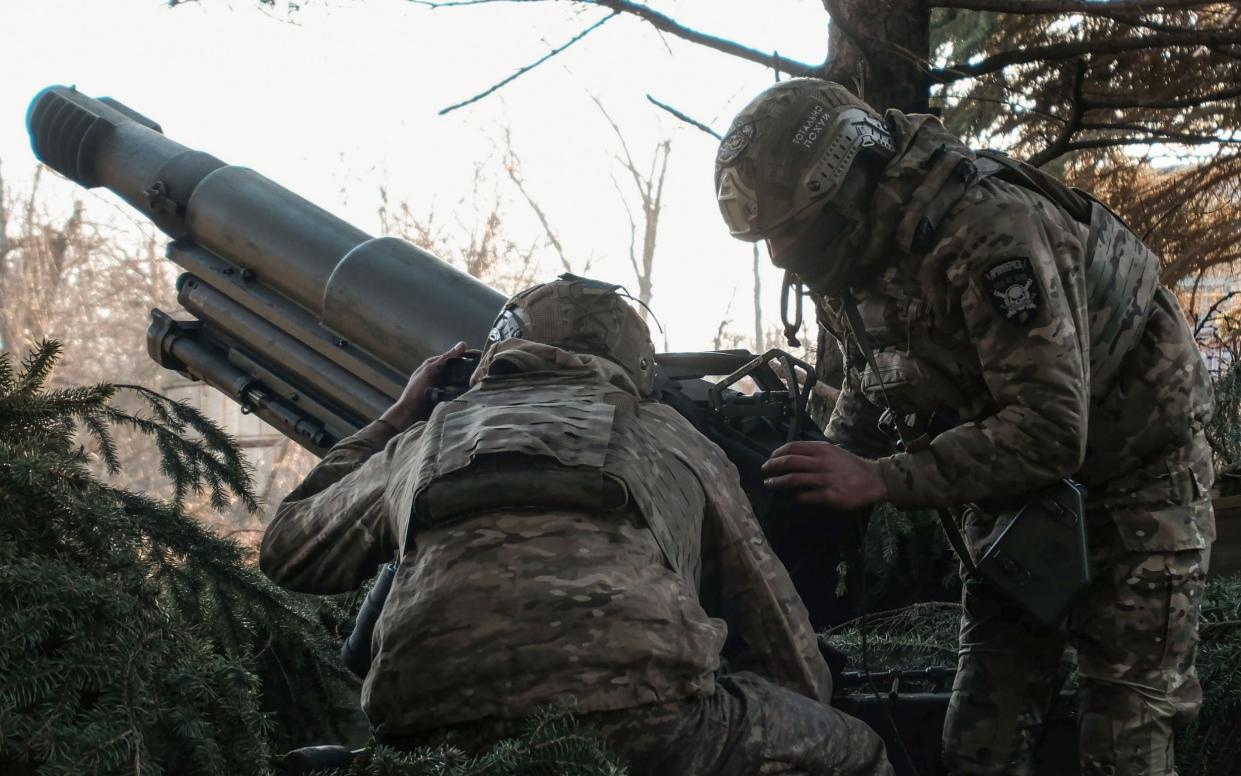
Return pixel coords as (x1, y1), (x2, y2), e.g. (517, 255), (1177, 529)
(968, 479), (1092, 627)
(26, 85), (505, 453)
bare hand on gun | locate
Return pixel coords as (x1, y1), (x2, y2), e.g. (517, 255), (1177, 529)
(380, 342), (468, 431)
(761, 441), (888, 510)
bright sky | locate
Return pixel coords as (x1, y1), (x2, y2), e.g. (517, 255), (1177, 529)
(0, 0), (833, 354)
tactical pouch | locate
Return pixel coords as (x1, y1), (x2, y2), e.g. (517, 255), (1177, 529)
(842, 295), (1091, 626)
(962, 479), (1091, 627)
(412, 388), (619, 527)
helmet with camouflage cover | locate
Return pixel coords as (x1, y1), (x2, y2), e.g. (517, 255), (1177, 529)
(487, 274), (657, 395)
(715, 79), (895, 294)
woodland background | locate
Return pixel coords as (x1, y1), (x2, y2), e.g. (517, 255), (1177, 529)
(1, 1), (1239, 774)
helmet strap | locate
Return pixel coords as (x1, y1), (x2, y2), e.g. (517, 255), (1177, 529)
(780, 271), (805, 347)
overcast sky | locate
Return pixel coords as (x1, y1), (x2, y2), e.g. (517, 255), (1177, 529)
(0, 0), (835, 353)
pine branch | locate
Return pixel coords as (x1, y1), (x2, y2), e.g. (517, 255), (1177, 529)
(105, 386), (259, 511)
(13, 340), (62, 396)
(932, 0), (1223, 14)
(0, 342), (355, 770)
(934, 27), (1241, 82)
(79, 413), (120, 474)
(0, 352), (13, 394)
(1082, 84), (1241, 110)
(1026, 57), (1088, 167)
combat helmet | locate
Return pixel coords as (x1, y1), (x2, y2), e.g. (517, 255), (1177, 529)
(486, 274), (657, 395)
(715, 79), (896, 294)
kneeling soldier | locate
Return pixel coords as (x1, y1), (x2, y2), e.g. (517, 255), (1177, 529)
(260, 275), (892, 775)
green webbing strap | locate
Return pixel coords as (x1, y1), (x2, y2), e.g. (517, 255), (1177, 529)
(841, 293), (978, 573)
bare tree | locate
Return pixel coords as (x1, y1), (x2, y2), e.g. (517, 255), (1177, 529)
(501, 128), (576, 275)
(419, 0), (1241, 285)
(378, 163), (540, 294)
(0, 165), (160, 381)
(590, 96), (671, 316)
(1, 160), (315, 543)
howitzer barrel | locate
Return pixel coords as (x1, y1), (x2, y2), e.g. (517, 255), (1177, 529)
(26, 85), (504, 375)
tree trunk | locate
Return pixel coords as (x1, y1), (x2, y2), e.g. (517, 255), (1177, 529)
(822, 0), (930, 114)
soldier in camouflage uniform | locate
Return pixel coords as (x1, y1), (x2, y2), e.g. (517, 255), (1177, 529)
(714, 79), (1214, 776)
(260, 276), (892, 775)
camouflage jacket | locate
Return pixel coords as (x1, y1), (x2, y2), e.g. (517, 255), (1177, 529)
(817, 111), (1215, 552)
(260, 339), (831, 740)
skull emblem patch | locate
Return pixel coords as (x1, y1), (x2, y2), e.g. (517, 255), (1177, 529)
(984, 257), (1042, 325)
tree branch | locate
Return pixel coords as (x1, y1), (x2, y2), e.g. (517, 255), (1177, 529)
(1137, 157), (1231, 240)
(1027, 57), (1087, 167)
(931, 0), (1223, 14)
(590, 94), (645, 199)
(1084, 84), (1241, 110)
(502, 129), (573, 273)
(611, 172), (642, 283)
(438, 10), (618, 115)
(1059, 135), (1235, 153)
(645, 94), (721, 140)
(412, 0), (547, 7)
(1195, 290), (1240, 338)
(934, 28), (1241, 81)
(586, 0), (819, 76)
(1078, 121), (1241, 145)
(417, 0), (819, 76)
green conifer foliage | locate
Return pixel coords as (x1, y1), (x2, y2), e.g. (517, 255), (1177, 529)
(1179, 576), (1241, 776)
(321, 709), (626, 776)
(828, 580), (1241, 776)
(1206, 361), (1241, 493)
(0, 341), (359, 775)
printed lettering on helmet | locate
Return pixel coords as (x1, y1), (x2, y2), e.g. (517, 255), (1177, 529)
(984, 257), (1042, 325)
(791, 102), (832, 152)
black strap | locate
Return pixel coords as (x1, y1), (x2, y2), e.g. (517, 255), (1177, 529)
(781, 271), (804, 347)
(841, 293), (977, 572)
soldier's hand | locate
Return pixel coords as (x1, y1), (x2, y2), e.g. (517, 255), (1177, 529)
(380, 342), (468, 431)
(761, 441), (888, 510)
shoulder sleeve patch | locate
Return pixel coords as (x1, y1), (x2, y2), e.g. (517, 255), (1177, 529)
(983, 256), (1042, 325)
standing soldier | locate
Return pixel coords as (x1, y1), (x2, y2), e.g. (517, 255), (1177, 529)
(713, 79), (1214, 776)
(260, 276), (892, 775)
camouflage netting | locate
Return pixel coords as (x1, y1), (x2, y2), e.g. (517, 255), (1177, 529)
(825, 601), (962, 673)
(826, 579), (1241, 776)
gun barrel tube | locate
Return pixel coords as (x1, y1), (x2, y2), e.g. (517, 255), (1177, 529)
(147, 310), (339, 451)
(28, 85), (506, 424)
(178, 276), (393, 422)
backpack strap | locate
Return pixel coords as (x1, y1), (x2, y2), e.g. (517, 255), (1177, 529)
(973, 149), (1095, 224)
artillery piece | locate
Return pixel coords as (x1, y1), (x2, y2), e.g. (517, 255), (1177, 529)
(25, 85), (1079, 775)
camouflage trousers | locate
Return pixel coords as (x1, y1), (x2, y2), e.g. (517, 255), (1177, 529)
(387, 671), (893, 776)
(943, 519), (1210, 776)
